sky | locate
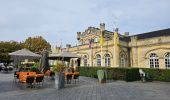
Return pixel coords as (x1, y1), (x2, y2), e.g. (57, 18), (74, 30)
(0, 0), (169, 47)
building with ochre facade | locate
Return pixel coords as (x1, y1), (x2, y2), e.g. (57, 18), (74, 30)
(60, 23), (170, 69)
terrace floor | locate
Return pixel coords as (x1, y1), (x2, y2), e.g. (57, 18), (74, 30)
(0, 71), (170, 100)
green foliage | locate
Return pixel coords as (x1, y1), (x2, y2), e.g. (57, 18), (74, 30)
(125, 68), (140, 82)
(80, 67), (170, 82)
(0, 41), (22, 63)
(18, 63), (25, 69)
(0, 36), (51, 63)
(33, 62), (39, 67)
(30, 66), (41, 74)
(23, 36), (51, 53)
(79, 67), (140, 82)
(142, 68), (170, 82)
(109, 68), (127, 80)
(30, 66), (37, 72)
(52, 62), (66, 72)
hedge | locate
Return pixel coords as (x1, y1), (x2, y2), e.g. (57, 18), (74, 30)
(78, 66), (170, 82)
(142, 68), (170, 82)
(78, 67), (140, 82)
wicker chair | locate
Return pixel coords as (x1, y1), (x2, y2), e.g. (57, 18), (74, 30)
(26, 75), (35, 88)
(19, 75), (35, 88)
(65, 74), (72, 84)
(73, 74), (79, 84)
(35, 74), (44, 88)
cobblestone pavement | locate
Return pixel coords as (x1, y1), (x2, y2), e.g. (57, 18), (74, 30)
(0, 71), (170, 100)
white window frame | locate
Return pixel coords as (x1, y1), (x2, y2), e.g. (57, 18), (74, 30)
(105, 54), (110, 67)
(165, 52), (170, 68)
(96, 54), (101, 66)
(149, 53), (159, 68)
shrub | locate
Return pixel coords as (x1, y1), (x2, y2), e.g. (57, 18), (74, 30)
(125, 68), (140, 82)
(142, 68), (170, 82)
(52, 62), (66, 72)
(79, 67), (170, 82)
(79, 67), (140, 82)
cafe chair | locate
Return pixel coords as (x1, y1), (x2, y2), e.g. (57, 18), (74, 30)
(73, 74), (79, 84)
(35, 74), (44, 88)
(24, 75), (35, 88)
(66, 74), (72, 84)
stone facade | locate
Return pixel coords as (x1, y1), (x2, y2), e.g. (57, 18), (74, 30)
(57, 24), (170, 69)
(130, 36), (170, 69)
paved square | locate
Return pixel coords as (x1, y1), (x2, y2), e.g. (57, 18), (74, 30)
(0, 71), (170, 100)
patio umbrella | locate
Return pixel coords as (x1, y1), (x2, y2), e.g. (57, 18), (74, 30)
(48, 51), (80, 61)
(9, 48), (41, 67)
(39, 50), (49, 73)
(48, 52), (80, 72)
(9, 48), (41, 59)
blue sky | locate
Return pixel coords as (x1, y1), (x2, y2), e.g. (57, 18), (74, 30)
(0, 0), (169, 47)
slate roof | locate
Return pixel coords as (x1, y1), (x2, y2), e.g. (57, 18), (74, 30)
(134, 28), (170, 40)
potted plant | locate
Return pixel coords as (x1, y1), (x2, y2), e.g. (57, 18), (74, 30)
(30, 66), (41, 74)
(52, 62), (66, 89)
(97, 70), (107, 83)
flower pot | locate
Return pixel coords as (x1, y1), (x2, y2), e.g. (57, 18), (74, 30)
(55, 72), (65, 89)
(55, 73), (59, 89)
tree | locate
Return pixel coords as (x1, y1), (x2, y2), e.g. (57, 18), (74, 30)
(0, 36), (51, 63)
(0, 41), (22, 63)
(23, 36), (51, 53)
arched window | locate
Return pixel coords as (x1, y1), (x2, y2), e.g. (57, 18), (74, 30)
(96, 54), (101, 66)
(83, 55), (88, 66)
(120, 54), (125, 67)
(149, 53), (159, 68)
(105, 54), (110, 67)
(165, 52), (170, 68)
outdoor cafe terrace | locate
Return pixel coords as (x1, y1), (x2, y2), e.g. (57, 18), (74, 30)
(0, 70), (170, 100)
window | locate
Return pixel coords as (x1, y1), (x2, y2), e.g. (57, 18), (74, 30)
(96, 54), (101, 66)
(83, 55), (88, 66)
(149, 53), (159, 68)
(120, 54), (125, 67)
(105, 54), (110, 66)
(165, 52), (170, 68)
(95, 38), (98, 42)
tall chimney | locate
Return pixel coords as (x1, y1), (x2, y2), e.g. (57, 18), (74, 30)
(124, 32), (129, 37)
